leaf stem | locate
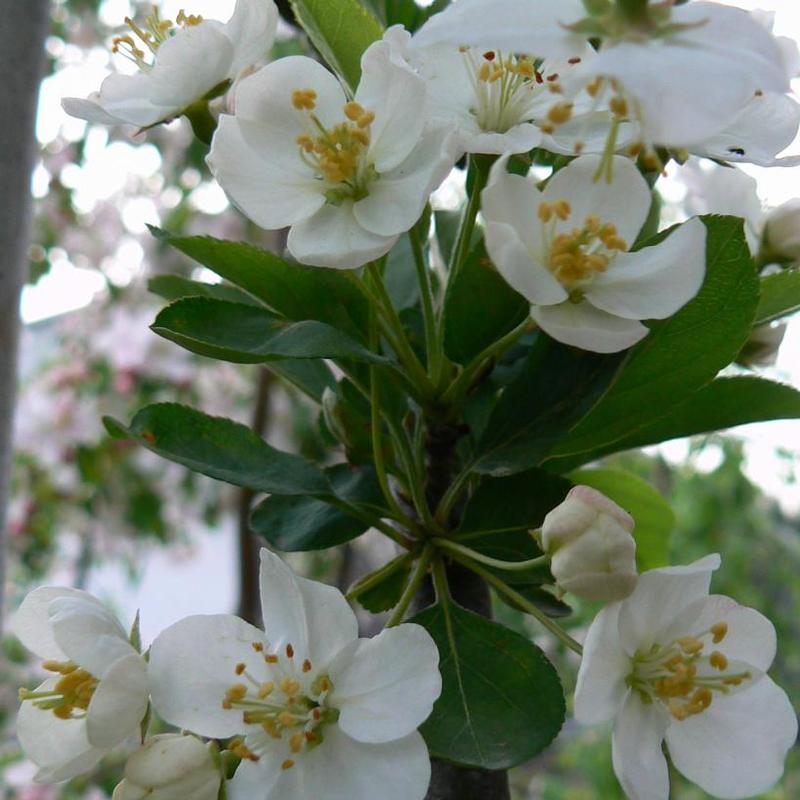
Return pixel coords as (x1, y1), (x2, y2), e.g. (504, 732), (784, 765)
(409, 224), (445, 387)
(433, 538), (549, 572)
(434, 464), (474, 526)
(447, 552), (584, 655)
(326, 496), (415, 548)
(386, 545), (435, 627)
(346, 551), (416, 602)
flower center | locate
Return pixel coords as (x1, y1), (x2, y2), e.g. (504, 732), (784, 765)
(112, 7), (203, 70)
(223, 641), (339, 771)
(18, 660), (99, 720)
(539, 200), (628, 292)
(293, 90), (377, 203)
(628, 622), (754, 721)
(461, 48), (579, 135)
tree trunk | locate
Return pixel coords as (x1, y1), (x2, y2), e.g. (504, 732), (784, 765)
(420, 422), (511, 800)
(0, 0), (51, 635)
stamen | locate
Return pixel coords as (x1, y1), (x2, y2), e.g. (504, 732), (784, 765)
(709, 651), (728, 671)
(711, 623), (728, 644)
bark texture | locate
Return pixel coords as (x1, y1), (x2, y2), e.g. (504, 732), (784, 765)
(0, 0), (51, 634)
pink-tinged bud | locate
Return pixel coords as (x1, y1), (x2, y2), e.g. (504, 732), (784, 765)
(540, 485), (637, 602)
(764, 198), (800, 263)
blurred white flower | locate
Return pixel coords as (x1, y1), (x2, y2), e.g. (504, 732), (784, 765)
(575, 555), (797, 800)
(207, 40), (457, 269)
(482, 154), (706, 352)
(764, 199), (800, 264)
(540, 485), (637, 602)
(13, 588), (148, 783)
(149, 549), (440, 800)
(63, 0), (278, 128)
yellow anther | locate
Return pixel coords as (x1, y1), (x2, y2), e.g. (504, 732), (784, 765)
(282, 759), (295, 771)
(478, 63), (493, 82)
(609, 96), (629, 117)
(553, 200), (572, 221)
(42, 660), (76, 674)
(265, 654), (279, 664)
(176, 9), (203, 26)
(538, 202), (554, 223)
(318, 677), (332, 693)
(357, 110), (375, 128)
(291, 89), (317, 111)
(280, 677), (301, 697)
(278, 711), (297, 727)
(286, 644), (295, 659)
(230, 739), (260, 762)
(669, 701), (690, 721)
(709, 651), (728, 671)
(225, 684), (248, 702)
(302, 659), (313, 674)
(547, 103), (573, 125)
(258, 682), (274, 699)
(344, 102), (366, 121)
(586, 77), (604, 98)
(677, 637), (704, 655)
(711, 623), (728, 644)
(289, 732), (305, 753)
(253, 642), (264, 652)
(235, 663), (247, 676)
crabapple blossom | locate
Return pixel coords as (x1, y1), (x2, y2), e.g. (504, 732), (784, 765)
(207, 40), (457, 269)
(12, 588), (149, 783)
(62, 0), (278, 128)
(481, 153), (706, 352)
(540, 485), (637, 602)
(148, 549), (441, 800)
(575, 555), (798, 800)
(763, 199), (800, 264)
(112, 735), (221, 800)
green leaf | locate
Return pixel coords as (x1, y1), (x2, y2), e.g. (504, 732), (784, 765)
(351, 555), (413, 613)
(548, 216), (759, 463)
(250, 463), (384, 551)
(473, 336), (625, 476)
(152, 297), (387, 364)
(570, 468), (674, 570)
(552, 377), (800, 470)
(368, 0), (450, 31)
(754, 269), (800, 324)
(443, 242), (529, 364)
(270, 360), (337, 403)
(290, 0), (383, 90)
(413, 602), (565, 769)
(147, 274), (259, 306)
(149, 228), (369, 342)
(104, 404), (328, 496)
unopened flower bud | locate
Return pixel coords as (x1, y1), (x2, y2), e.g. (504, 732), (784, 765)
(763, 199), (800, 264)
(112, 735), (221, 800)
(540, 485), (638, 602)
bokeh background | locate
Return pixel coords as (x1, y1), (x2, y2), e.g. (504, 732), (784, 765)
(1, 1), (798, 798)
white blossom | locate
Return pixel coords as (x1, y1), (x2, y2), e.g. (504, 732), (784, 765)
(575, 555), (798, 800)
(207, 40), (457, 269)
(764, 199), (800, 264)
(62, 0), (278, 128)
(541, 485), (637, 602)
(482, 153), (706, 352)
(13, 588), (149, 783)
(148, 549), (441, 800)
(112, 735), (221, 800)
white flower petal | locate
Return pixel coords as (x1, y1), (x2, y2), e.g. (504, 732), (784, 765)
(227, 754), (282, 800)
(617, 554), (721, 656)
(12, 587), (101, 661)
(288, 202), (398, 269)
(531, 301), (649, 353)
(223, 0), (279, 78)
(412, 0), (588, 61)
(17, 678), (104, 782)
(254, 728), (431, 800)
(354, 127), (455, 237)
(208, 116), (324, 229)
(612, 692), (671, 800)
(81, 73), (174, 127)
(329, 624), (441, 744)
(149, 614), (269, 739)
(466, 124), (543, 156)
(86, 653), (149, 748)
(48, 597), (134, 679)
(259, 549), (358, 668)
(587, 217), (706, 321)
(543, 155), (651, 248)
(357, 40), (428, 173)
(235, 55), (346, 128)
(61, 96), (126, 126)
(144, 22), (234, 109)
(574, 603), (630, 725)
(665, 677), (798, 800)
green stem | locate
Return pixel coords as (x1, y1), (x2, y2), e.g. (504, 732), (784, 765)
(346, 552), (416, 602)
(386, 546), (435, 627)
(431, 557), (451, 603)
(434, 465), (473, 526)
(448, 155), (494, 284)
(326, 496), (414, 548)
(433, 538), (549, 572)
(448, 553), (584, 655)
(409, 225), (445, 386)
(440, 318), (534, 406)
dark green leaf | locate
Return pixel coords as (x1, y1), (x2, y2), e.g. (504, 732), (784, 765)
(250, 463), (384, 550)
(353, 557), (413, 613)
(549, 216), (759, 462)
(570, 468), (674, 570)
(289, 0), (383, 90)
(147, 274), (259, 306)
(370, 0), (450, 30)
(443, 242), (529, 364)
(270, 360), (337, 403)
(413, 602), (565, 769)
(473, 336), (625, 476)
(104, 404), (328, 496)
(152, 297), (386, 364)
(149, 228), (369, 341)
(754, 269), (800, 324)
